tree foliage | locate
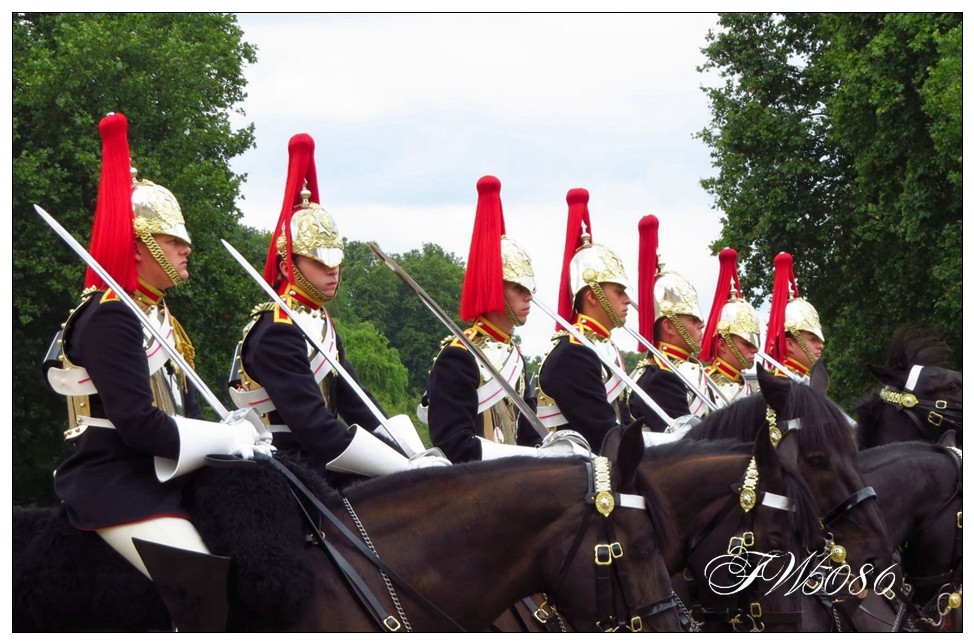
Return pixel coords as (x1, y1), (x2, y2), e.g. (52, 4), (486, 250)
(12, 13), (260, 504)
(696, 13), (962, 406)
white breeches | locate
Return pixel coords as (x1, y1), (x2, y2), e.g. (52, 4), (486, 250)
(97, 516), (209, 579)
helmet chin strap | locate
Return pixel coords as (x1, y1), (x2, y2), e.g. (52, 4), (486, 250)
(141, 234), (183, 287)
(588, 281), (624, 328)
(666, 313), (701, 356)
(504, 301), (523, 328)
(792, 332), (819, 365)
(292, 262), (333, 305)
(719, 329), (754, 370)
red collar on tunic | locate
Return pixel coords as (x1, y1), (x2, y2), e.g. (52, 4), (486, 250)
(278, 280), (324, 310)
(709, 356), (744, 383)
(576, 314), (611, 339)
(470, 316), (512, 344)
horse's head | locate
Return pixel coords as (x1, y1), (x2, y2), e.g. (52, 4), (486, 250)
(548, 423), (686, 632)
(860, 441), (963, 630)
(653, 435), (809, 632)
(756, 364), (896, 592)
(859, 327), (963, 448)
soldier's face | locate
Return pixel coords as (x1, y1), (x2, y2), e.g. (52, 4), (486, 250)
(135, 234), (191, 289)
(602, 282), (631, 325)
(295, 255), (340, 300)
(503, 281), (532, 325)
(786, 330), (824, 365)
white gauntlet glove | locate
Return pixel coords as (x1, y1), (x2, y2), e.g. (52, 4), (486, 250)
(407, 447), (452, 469)
(538, 430), (594, 459)
(221, 408), (276, 460)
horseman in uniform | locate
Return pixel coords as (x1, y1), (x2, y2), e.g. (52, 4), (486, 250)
(765, 252), (825, 383)
(228, 133), (447, 477)
(536, 188), (633, 452)
(45, 113), (271, 631)
(628, 215), (709, 432)
(422, 176), (547, 461)
(699, 248), (761, 403)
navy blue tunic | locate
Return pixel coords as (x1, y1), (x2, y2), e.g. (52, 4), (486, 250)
(53, 292), (194, 530)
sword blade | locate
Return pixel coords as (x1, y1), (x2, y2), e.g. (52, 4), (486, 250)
(34, 204), (230, 419)
(530, 298), (676, 428)
(366, 242), (549, 439)
(221, 239), (416, 456)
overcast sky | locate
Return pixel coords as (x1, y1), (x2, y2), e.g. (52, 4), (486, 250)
(228, 13), (734, 358)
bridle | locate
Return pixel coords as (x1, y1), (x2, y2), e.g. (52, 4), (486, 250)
(681, 454), (804, 632)
(549, 456), (690, 632)
(878, 364), (963, 441)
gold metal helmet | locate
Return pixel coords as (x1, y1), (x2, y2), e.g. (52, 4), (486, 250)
(276, 185), (345, 268)
(784, 297), (824, 343)
(131, 175), (191, 245)
(654, 270), (702, 323)
(716, 296), (761, 349)
(500, 235), (535, 293)
(569, 229), (631, 297)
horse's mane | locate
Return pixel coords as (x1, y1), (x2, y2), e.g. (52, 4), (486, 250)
(642, 437), (752, 463)
(883, 325), (954, 378)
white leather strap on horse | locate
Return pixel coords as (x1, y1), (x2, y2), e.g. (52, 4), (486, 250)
(47, 305), (175, 397)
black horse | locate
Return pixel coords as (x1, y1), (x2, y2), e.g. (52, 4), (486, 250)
(857, 326), (962, 448)
(800, 435), (962, 632)
(14, 423), (686, 632)
(642, 436), (818, 632)
(686, 364), (896, 606)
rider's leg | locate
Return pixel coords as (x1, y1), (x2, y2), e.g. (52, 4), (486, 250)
(97, 516), (209, 578)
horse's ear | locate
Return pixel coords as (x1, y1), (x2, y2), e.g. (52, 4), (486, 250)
(599, 425), (623, 462)
(938, 429), (957, 448)
(614, 420), (644, 486)
(809, 359), (830, 396)
(758, 364), (790, 412)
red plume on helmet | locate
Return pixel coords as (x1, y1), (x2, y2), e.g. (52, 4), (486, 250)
(263, 133), (320, 286)
(556, 188), (592, 327)
(765, 252), (800, 363)
(459, 175), (507, 322)
(85, 113), (137, 293)
(699, 247), (742, 363)
(637, 215), (660, 352)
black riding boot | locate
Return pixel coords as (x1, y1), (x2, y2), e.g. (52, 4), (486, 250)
(133, 538), (231, 632)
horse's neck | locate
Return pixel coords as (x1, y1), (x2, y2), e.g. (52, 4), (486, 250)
(861, 445), (952, 544)
(343, 462), (589, 606)
(647, 454), (748, 534)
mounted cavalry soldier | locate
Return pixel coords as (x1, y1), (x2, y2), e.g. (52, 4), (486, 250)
(45, 113), (271, 631)
(698, 247), (761, 404)
(228, 133), (447, 477)
(422, 175), (547, 461)
(536, 188), (634, 452)
(764, 252), (825, 383)
(628, 215), (710, 432)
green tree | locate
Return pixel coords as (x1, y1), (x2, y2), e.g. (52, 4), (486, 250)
(335, 241), (466, 396)
(697, 13), (962, 406)
(13, 13), (260, 504)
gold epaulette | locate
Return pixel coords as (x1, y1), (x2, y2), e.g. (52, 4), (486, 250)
(634, 356), (653, 371)
(249, 301), (275, 319)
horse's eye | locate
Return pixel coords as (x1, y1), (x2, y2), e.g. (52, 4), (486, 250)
(805, 453), (829, 469)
